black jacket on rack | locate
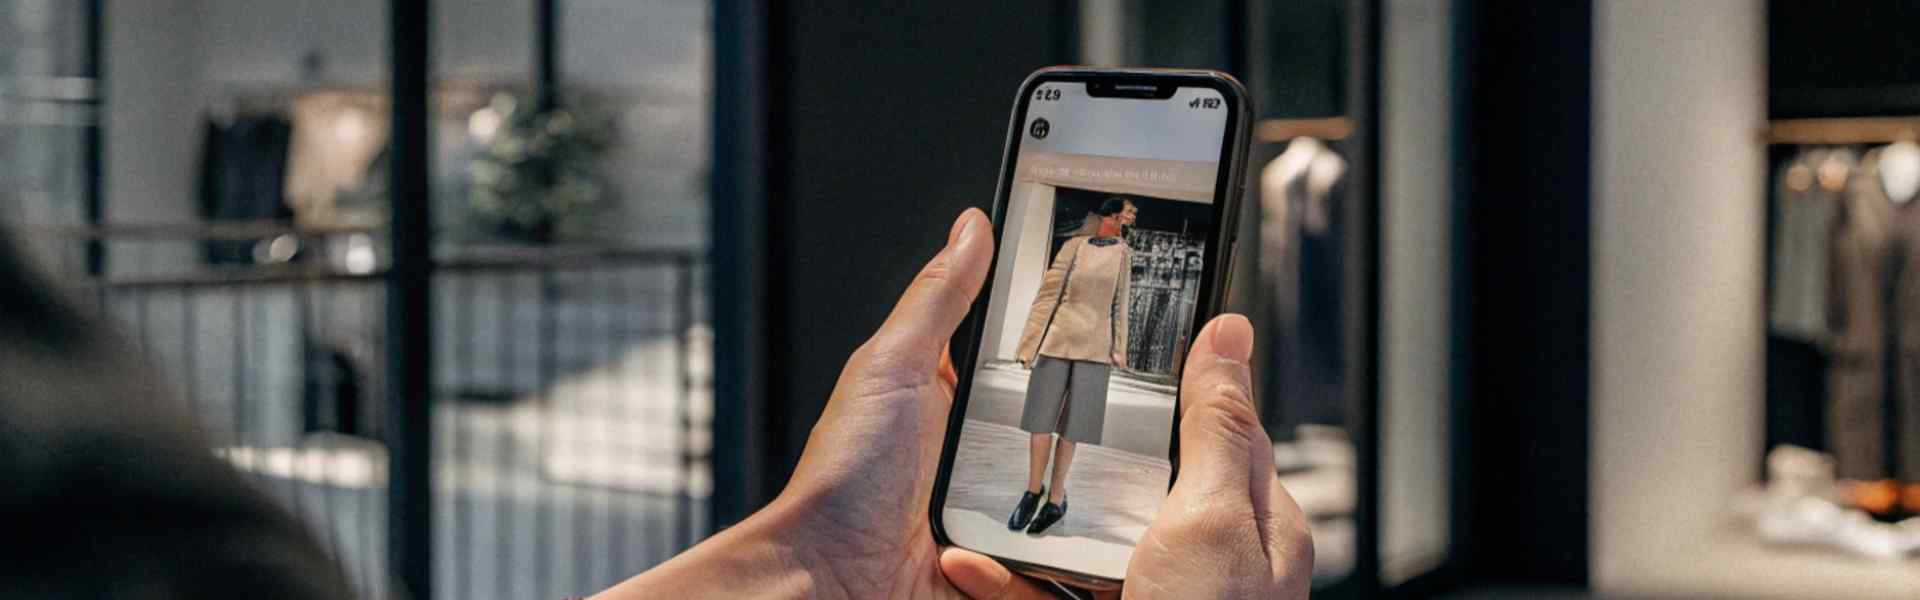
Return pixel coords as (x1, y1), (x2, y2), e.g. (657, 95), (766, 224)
(197, 115), (293, 264)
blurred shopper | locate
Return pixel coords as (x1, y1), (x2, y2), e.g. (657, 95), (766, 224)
(0, 242), (353, 599)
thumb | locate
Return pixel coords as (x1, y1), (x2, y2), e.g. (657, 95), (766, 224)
(863, 208), (993, 374)
(938, 548), (1052, 600)
(1170, 314), (1267, 502)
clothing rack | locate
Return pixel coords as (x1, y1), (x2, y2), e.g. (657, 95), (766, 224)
(205, 78), (525, 123)
(1256, 116), (1352, 143)
(208, 82), (364, 123)
(1766, 116), (1920, 145)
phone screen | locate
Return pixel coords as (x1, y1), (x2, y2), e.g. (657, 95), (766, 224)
(941, 78), (1232, 580)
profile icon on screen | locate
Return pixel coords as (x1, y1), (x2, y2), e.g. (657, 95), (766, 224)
(1029, 117), (1050, 139)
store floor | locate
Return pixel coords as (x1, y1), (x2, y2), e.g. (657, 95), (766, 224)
(225, 333), (711, 600)
(1611, 523), (1920, 598)
(1439, 585), (1592, 598)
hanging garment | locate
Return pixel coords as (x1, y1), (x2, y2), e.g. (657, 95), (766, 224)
(1296, 154), (1348, 415)
(1770, 153), (1838, 342)
(284, 92), (389, 227)
(1884, 196), (1920, 481)
(197, 115), (293, 264)
(1828, 168), (1888, 480)
(301, 343), (365, 436)
(1826, 157), (1920, 481)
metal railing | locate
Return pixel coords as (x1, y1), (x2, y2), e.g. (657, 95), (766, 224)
(25, 224), (709, 599)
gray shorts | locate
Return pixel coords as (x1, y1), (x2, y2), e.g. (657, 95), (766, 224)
(1018, 356), (1109, 445)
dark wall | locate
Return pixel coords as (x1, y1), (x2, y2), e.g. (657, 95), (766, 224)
(1138, 0), (1234, 70)
(1771, 0), (1920, 117)
(1253, 0), (1345, 119)
(761, 2), (1071, 490)
(1453, 0), (1592, 586)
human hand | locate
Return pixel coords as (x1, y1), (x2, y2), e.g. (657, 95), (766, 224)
(1111, 352), (1125, 368)
(938, 314), (1314, 599)
(767, 206), (994, 597)
(595, 208), (994, 600)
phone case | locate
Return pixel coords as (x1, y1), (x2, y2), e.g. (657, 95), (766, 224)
(927, 66), (1254, 590)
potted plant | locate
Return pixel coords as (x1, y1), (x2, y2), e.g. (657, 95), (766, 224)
(467, 93), (616, 244)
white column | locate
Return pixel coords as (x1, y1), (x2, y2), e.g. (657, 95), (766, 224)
(1380, 0), (1453, 584)
(1591, 0), (1769, 594)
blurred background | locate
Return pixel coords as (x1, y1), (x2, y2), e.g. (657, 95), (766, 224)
(3, 0), (1918, 598)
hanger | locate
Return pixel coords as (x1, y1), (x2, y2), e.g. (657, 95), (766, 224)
(1256, 117), (1352, 143)
(1783, 149), (1815, 194)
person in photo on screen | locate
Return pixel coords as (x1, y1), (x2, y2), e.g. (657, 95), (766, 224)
(1006, 197), (1135, 535)
(1070, 193), (1139, 237)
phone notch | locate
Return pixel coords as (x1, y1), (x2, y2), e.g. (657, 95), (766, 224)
(1085, 80), (1178, 100)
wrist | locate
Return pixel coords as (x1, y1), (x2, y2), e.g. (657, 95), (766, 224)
(739, 491), (885, 600)
(756, 485), (924, 600)
(594, 497), (821, 599)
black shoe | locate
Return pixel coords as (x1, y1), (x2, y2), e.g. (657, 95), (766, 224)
(1007, 487), (1046, 530)
(1027, 497), (1068, 534)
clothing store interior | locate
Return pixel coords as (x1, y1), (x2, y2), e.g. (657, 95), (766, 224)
(4, 0), (1919, 598)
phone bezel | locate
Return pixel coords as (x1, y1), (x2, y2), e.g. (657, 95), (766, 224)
(927, 66), (1253, 589)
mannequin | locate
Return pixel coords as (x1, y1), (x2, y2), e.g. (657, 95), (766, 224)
(1879, 140), (1920, 204)
(1259, 137), (1348, 438)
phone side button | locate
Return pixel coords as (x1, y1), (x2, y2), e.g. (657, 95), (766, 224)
(1223, 239), (1240, 302)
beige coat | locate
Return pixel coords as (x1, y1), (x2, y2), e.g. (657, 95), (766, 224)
(1017, 235), (1132, 365)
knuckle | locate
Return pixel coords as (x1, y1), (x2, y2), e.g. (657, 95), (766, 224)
(847, 339), (931, 395)
(1191, 385), (1263, 441)
(1275, 528), (1315, 599)
(1284, 522), (1315, 569)
(1264, 482), (1316, 593)
(1209, 378), (1255, 407)
(1274, 482), (1310, 525)
(1195, 512), (1252, 543)
(916, 254), (954, 286)
(1163, 500), (1254, 541)
(1274, 506), (1314, 560)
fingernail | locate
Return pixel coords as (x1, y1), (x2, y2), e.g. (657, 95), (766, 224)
(1210, 314), (1254, 364)
(960, 212), (980, 244)
(947, 211), (973, 247)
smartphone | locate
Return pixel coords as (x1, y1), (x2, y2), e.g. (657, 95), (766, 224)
(930, 67), (1252, 588)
